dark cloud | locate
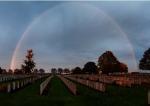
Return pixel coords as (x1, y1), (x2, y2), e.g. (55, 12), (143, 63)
(0, 2), (149, 72)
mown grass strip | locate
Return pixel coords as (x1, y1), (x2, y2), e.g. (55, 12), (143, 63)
(67, 78), (150, 106)
(0, 75), (149, 106)
(0, 76), (49, 106)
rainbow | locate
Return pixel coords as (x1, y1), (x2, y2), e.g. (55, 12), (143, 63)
(10, 3), (138, 71)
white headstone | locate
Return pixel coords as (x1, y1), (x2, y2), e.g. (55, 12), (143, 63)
(17, 81), (19, 89)
(7, 83), (10, 93)
(13, 82), (15, 90)
(21, 81), (23, 87)
(148, 90), (150, 105)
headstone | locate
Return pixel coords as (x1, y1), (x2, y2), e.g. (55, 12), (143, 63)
(7, 83), (10, 93)
(32, 78), (34, 83)
(29, 78), (31, 83)
(102, 83), (105, 92)
(40, 84), (43, 95)
(17, 81), (19, 89)
(148, 90), (150, 105)
(13, 82), (15, 90)
(95, 82), (98, 90)
(21, 81), (23, 87)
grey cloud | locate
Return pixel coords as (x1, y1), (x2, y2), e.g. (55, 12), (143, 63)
(0, 2), (149, 72)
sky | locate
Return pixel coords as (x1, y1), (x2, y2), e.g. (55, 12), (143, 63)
(0, 1), (150, 72)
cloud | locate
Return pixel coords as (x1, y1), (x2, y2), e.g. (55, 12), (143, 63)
(0, 2), (149, 72)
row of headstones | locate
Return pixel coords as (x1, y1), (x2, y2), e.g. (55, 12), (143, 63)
(70, 75), (119, 86)
(66, 75), (150, 105)
(72, 74), (150, 82)
(40, 75), (54, 95)
(111, 74), (150, 78)
(7, 76), (40, 93)
(58, 75), (76, 95)
(106, 76), (148, 86)
(64, 75), (105, 92)
(0, 75), (31, 82)
(70, 75), (148, 87)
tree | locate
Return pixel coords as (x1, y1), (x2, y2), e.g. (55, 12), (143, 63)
(2, 69), (7, 74)
(71, 68), (75, 74)
(64, 68), (70, 74)
(51, 68), (57, 74)
(14, 69), (19, 74)
(0, 67), (3, 74)
(33, 69), (38, 74)
(82, 61), (98, 74)
(98, 51), (119, 74)
(0, 67), (7, 74)
(8, 69), (13, 74)
(39, 69), (45, 74)
(139, 48), (150, 71)
(119, 62), (128, 73)
(14, 69), (24, 74)
(58, 68), (63, 74)
(72, 67), (82, 74)
(21, 49), (36, 74)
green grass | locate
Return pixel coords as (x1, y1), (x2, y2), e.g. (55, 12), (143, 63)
(67, 78), (150, 106)
(0, 76), (150, 106)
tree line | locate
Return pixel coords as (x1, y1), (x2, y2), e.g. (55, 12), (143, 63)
(50, 51), (128, 75)
(0, 49), (44, 75)
(0, 47), (149, 75)
(51, 47), (150, 74)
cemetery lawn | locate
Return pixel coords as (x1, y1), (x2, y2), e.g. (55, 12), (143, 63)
(0, 76), (149, 106)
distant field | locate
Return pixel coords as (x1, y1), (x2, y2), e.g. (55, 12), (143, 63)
(0, 76), (149, 106)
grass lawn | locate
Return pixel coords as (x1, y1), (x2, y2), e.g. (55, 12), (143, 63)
(68, 79), (150, 106)
(0, 76), (149, 106)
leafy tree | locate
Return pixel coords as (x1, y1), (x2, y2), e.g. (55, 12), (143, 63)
(0, 67), (3, 74)
(139, 48), (150, 71)
(39, 69), (45, 74)
(51, 68), (57, 74)
(8, 69), (13, 74)
(33, 69), (38, 74)
(64, 68), (70, 74)
(14, 69), (19, 74)
(14, 69), (24, 74)
(58, 68), (63, 74)
(82, 61), (98, 74)
(111, 62), (128, 73)
(71, 68), (75, 74)
(21, 49), (36, 74)
(72, 67), (82, 74)
(0, 68), (7, 74)
(119, 62), (128, 73)
(98, 51), (119, 74)
(2, 69), (7, 74)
